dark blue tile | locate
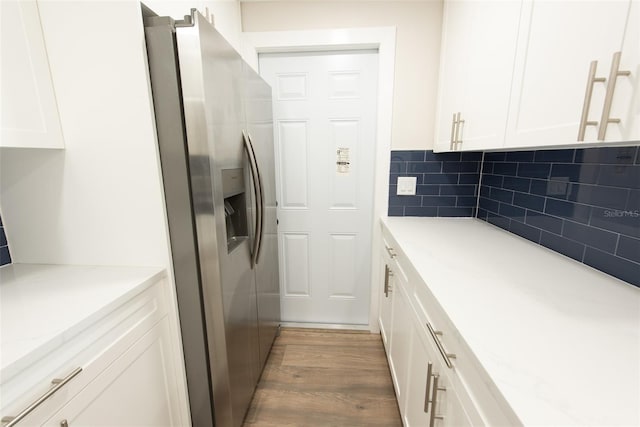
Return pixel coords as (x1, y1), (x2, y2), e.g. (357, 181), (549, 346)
(389, 173), (424, 185)
(597, 164), (640, 189)
(477, 208), (489, 220)
(530, 179), (570, 200)
(390, 162), (406, 174)
(583, 247), (640, 287)
(509, 221), (542, 244)
(505, 151), (535, 162)
(563, 220), (619, 253)
(423, 173), (458, 184)
(426, 151), (461, 161)
(438, 207), (475, 217)
(540, 231), (585, 262)
(457, 196), (478, 207)
(421, 196), (456, 207)
(461, 152), (483, 161)
(0, 246), (10, 266)
(485, 152), (506, 162)
(388, 206), (404, 216)
(550, 163), (600, 184)
(459, 174), (480, 184)
(442, 161), (480, 173)
(440, 185), (476, 196)
(490, 187), (514, 204)
(534, 149), (575, 163)
(575, 146), (638, 165)
(0, 228), (7, 247)
(408, 162), (442, 173)
(513, 193), (546, 212)
(568, 184), (628, 210)
(389, 194), (421, 207)
(482, 174), (503, 188)
(404, 206), (437, 216)
(636, 148), (640, 164)
(487, 212), (510, 230)
(518, 163), (551, 179)
(480, 186), (491, 198)
(503, 176), (531, 193)
(545, 199), (591, 224)
(483, 161), (494, 174)
(391, 150), (425, 162)
(493, 162), (518, 176)
(589, 207), (640, 238)
(499, 203), (525, 220)
(416, 185), (440, 196)
(628, 190), (640, 211)
(617, 236), (640, 263)
(479, 197), (500, 213)
(526, 211), (563, 234)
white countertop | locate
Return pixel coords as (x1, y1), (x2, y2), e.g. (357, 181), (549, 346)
(0, 264), (165, 381)
(382, 217), (640, 426)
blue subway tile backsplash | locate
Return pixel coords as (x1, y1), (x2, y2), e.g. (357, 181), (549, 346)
(0, 213), (11, 266)
(477, 145), (640, 287)
(389, 150), (481, 217)
(389, 147), (640, 287)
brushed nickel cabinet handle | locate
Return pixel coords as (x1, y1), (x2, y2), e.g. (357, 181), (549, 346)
(450, 113), (457, 151)
(423, 362), (433, 413)
(578, 60), (606, 141)
(455, 112), (464, 149)
(384, 265), (390, 297)
(1, 368), (82, 427)
(60, 420), (69, 427)
(426, 322), (456, 368)
(598, 51), (631, 140)
(428, 374), (444, 427)
(385, 245), (396, 258)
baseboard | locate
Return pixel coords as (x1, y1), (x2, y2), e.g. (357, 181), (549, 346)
(280, 322), (372, 332)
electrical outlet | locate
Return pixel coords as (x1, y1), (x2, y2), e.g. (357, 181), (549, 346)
(397, 176), (417, 195)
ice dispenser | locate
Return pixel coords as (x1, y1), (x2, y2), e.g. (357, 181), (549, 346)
(222, 168), (248, 252)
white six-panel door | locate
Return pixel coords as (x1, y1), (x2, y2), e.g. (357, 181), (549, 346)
(259, 51), (378, 325)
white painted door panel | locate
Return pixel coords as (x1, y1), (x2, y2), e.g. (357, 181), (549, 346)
(260, 51), (378, 325)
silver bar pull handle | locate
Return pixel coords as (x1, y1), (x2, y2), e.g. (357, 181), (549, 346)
(578, 60), (606, 141)
(598, 51), (631, 140)
(60, 420), (69, 427)
(426, 322), (456, 368)
(385, 245), (396, 258)
(423, 362), (433, 413)
(1, 367), (82, 427)
(429, 374), (444, 427)
(455, 112), (464, 149)
(449, 113), (457, 151)
(384, 265), (390, 297)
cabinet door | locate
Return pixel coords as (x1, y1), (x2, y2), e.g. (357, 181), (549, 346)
(388, 275), (412, 411)
(0, 0), (64, 149)
(434, 0), (521, 152)
(506, 0), (630, 147)
(43, 319), (182, 427)
(379, 245), (395, 349)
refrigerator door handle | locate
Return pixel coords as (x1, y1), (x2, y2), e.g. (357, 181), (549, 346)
(247, 132), (266, 264)
(243, 130), (263, 267)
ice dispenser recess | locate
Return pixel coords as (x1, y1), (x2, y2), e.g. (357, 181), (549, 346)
(222, 168), (248, 252)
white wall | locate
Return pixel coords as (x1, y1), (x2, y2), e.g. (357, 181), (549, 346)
(0, 0), (171, 267)
(144, 0), (243, 53)
(241, 0), (443, 150)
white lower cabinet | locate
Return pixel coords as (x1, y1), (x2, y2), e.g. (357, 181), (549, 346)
(379, 238), (396, 349)
(43, 319), (178, 427)
(388, 275), (411, 410)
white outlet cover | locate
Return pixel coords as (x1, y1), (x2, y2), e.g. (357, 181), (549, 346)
(397, 176), (417, 195)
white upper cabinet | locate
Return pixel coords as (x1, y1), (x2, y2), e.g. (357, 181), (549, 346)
(0, 0), (64, 149)
(434, 1), (522, 152)
(505, 0), (635, 147)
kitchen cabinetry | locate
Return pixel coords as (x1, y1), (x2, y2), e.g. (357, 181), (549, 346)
(0, 0), (64, 149)
(506, 0), (637, 147)
(387, 272), (411, 411)
(379, 238), (395, 349)
(434, 0), (639, 152)
(434, 0), (521, 152)
(0, 267), (184, 427)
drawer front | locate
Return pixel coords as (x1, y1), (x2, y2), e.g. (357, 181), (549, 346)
(1, 276), (168, 425)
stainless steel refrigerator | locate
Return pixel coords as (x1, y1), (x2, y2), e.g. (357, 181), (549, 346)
(142, 7), (280, 427)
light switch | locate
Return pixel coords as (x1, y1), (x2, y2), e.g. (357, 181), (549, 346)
(396, 176), (417, 195)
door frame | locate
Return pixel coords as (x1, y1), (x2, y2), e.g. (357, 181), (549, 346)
(243, 27), (396, 332)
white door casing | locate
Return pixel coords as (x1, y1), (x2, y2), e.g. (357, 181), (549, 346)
(260, 51), (378, 325)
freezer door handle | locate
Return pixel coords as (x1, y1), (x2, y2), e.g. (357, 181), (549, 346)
(243, 130), (264, 267)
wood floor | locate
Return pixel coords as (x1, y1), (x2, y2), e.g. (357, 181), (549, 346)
(243, 328), (402, 427)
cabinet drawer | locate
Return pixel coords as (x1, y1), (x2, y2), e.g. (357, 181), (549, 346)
(1, 277), (168, 425)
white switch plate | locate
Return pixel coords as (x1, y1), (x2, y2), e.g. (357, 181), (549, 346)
(397, 176), (417, 195)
